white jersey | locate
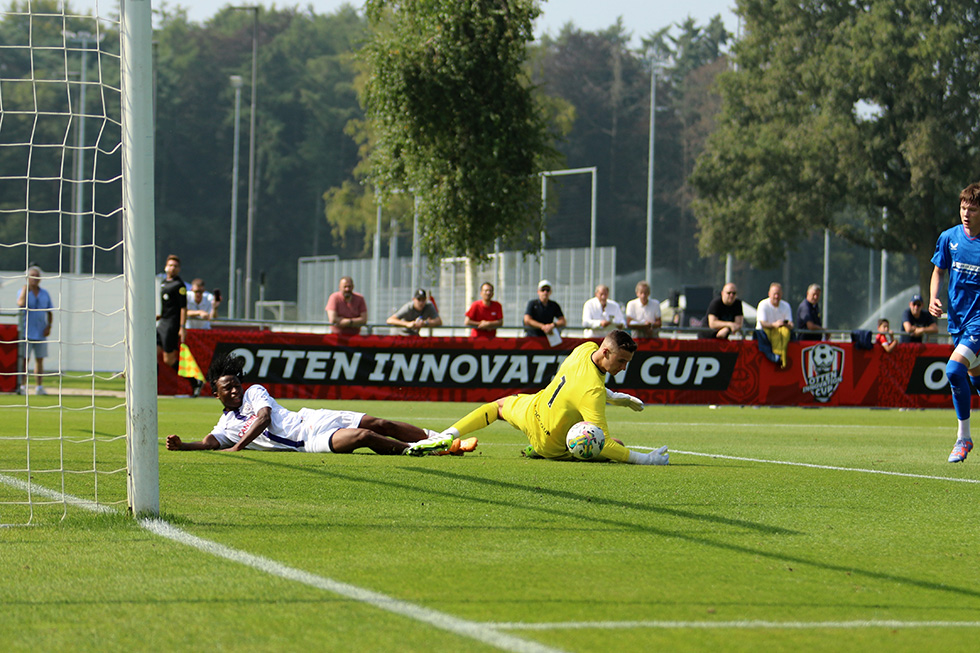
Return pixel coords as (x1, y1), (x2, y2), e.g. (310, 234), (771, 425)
(209, 384), (365, 453)
(210, 385), (308, 451)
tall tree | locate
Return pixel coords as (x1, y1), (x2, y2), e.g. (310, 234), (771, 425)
(692, 0), (980, 298)
(360, 0), (558, 262)
(0, 0), (122, 274)
(153, 6), (366, 299)
(529, 18), (729, 279)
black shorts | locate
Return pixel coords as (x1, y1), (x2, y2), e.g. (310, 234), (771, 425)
(157, 319), (180, 353)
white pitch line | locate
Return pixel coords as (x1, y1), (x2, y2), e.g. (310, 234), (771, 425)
(0, 473), (116, 515)
(0, 474), (563, 653)
(489, 619), (980, 631)
(650, 450), (980, 484)
(621, 419), (948, 432)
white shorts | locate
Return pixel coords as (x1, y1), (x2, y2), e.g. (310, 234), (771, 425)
(298, 408), (365, 453)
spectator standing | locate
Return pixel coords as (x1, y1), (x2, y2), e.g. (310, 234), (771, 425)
(524, 280), (566, 338)
(703, 283), (744, 339)
(876, 318), (897, 353)
(387, 288), (442, 336)
(901, 294), (938, 343)
(582, 284), (625, 338)
(464, 282), (503, 339)
(796, 283), (825, 340)
(16, 265), (53, 395)
(325, 276), (368, 335)
(186, 279), (218, 330)
(756, 282), (793, 368)
(157, 254), (187, 373)
(625, 281), (662, 339)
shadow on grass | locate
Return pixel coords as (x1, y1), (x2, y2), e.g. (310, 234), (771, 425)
(241, 456), (980, 602)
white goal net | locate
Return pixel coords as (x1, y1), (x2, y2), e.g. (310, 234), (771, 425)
(0, 0), (157, 525)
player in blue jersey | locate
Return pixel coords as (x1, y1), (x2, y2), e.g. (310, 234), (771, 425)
(929, 182), (980, 463)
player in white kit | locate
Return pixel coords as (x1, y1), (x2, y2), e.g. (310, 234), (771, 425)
(165, 353), (466, 456)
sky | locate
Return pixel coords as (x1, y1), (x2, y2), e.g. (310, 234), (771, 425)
(167, 0), (740, 44)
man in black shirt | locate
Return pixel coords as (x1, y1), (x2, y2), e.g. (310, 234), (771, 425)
(523, 280), (566, 338)
(703, 283), (744, 339)
(157, 254), (187, 375)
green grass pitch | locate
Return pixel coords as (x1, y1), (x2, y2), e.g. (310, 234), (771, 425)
(2, 395), (980, 652)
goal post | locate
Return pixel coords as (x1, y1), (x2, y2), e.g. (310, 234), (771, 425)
(121, 0), (158, 517)
(0, 0), (158, 523)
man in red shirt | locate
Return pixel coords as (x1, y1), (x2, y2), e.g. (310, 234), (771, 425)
(325, 276), (368, 335)
(464, 282), (504, 339)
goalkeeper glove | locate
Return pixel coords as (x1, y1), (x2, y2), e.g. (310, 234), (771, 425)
(606, 389), (644, 412)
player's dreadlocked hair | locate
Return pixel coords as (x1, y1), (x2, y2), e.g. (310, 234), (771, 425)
(206, 352), (246, 388)
(605, 329), (637, 353)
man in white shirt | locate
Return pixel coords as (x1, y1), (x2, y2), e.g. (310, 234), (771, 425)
(186, 278), (218, 330)
(582, 284), (625, 338)
(625, 280), (661, 339)
(164, 353), (476, 456)
(755, 282), (793, 368)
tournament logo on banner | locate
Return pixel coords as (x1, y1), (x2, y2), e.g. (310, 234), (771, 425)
(800, 343), (845, 403)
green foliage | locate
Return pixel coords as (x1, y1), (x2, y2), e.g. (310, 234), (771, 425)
(531, 18), (729, 279)
(360, 0), (557, 261)
(692, 0), (980, 296)
(151, 5), (367, 294)
(0, 0), (122, 273)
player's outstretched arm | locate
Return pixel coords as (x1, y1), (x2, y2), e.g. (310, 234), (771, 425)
(166, 434), (222, 451)
(606, 388), (644, 411)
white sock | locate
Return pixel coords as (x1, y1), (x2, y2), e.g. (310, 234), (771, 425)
(441, 427), (460, 439)
(957, 419), (972, 443)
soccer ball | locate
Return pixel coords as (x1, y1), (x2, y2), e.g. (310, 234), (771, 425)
(566, 421), (605, 460)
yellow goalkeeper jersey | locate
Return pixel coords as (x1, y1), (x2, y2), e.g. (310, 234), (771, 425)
(505, 341), (611, 458)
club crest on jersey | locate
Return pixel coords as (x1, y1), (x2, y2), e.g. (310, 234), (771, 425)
(951, 242), (959, 250)
(800, 344), (845, 403)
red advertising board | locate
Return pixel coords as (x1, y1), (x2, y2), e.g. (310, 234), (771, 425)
(154, 329), (958, 409)
(0, 325), (16, 393)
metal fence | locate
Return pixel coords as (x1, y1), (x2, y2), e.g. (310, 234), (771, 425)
(297, 246), (618, 331)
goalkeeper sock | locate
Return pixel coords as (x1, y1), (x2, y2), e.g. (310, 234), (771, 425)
(448, 402), (498, 437)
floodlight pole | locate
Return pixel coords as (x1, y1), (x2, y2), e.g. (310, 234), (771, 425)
(411, 195), (420, 291)
(540, 174), (548, 282)
(228, 75), (243, 319)
(234, 6), (259, 319)
(74, 35), (89, 275)
(880, 207), (888, 311)
(373, 202), (382, 327)
(645, 62), (657, 285)
(66, 30), (105, 275)
(823, 229), (830, 326)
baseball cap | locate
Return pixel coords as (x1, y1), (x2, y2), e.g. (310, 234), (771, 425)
(413, 288), (427, 301)
(538, 280), (552, 290)
(910, 294), (923, 304)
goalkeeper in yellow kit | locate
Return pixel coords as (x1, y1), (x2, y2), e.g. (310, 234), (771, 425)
(439, 330), (669, 464)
